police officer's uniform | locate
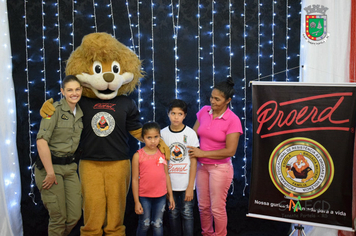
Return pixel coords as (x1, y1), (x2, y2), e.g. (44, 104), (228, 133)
(35, 98), (83, 236)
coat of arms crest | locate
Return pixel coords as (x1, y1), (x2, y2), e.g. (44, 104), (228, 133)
(304, 5), (329, 41)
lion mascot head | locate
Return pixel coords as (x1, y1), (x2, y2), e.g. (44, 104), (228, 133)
(65, 32), (143, 100)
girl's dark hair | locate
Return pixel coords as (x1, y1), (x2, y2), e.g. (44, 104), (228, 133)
(142, 121), (161, 138)
(62, 75), (82, 89)
(168, 99), (187, 114)
(213, 76), (235, 100)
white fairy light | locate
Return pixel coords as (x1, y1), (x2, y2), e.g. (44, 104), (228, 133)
(24, 0), (36, 205)
(108, 1), (116, 37)
(196, 1), (202, 109)
(257, 0), (261, 80)
(271, 0), (276, 81)
(41, 1), (47, 100)
(71, 1), (76, 49)
(55, 0), (63, 93)
(170, 0), (181, 98)
(126, 0), (136, 52)
(242, 0), (248, 196)
(285, 1), (290, 81)
(92, 0), (98, 31)
(228, 0), (233, 77)
(211, 0), (215, 87)
(151, 0), (156, 121)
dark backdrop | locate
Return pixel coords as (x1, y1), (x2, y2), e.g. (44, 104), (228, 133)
(7, 0), (300, 235)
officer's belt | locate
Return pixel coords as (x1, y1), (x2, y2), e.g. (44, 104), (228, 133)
(51, 154), (76, 165)
(35, 153), (76, 170)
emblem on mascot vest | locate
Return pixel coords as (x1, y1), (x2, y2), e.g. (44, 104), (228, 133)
(91, 112), (115, 137)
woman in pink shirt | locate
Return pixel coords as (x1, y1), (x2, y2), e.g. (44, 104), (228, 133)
(188, 77), (243, 236)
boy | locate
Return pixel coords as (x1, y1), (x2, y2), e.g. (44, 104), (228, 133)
(161, 99), (200, 236)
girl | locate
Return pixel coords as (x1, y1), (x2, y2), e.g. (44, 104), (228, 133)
(35, 75), (83, 236)
(132, 122), (175, 236)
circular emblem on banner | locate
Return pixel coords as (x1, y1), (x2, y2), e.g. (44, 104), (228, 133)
(269, 137), (334, 200)
(91, 112), (115, 137)
(169, 142), (187, 163)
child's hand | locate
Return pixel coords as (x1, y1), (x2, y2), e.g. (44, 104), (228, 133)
(135, 202), (144, 215)
(168, 196), (175, 210)
(184, 188), (194, 202)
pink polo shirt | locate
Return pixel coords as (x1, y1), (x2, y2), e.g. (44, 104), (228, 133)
(196, 106), (243, 164)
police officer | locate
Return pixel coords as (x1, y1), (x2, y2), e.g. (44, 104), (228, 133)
(35, 75), (83, 236)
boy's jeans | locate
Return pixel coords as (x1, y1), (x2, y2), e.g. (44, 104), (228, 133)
(169, 190), (195, 236)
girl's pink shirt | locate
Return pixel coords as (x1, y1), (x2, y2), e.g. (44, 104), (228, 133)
(196, 106), (243, 164)
(138, 148), (167, 197)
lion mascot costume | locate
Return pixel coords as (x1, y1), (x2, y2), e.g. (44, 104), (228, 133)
(41, 32), (168, 236)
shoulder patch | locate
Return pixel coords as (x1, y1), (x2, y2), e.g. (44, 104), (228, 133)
(53, 101), (61, 108)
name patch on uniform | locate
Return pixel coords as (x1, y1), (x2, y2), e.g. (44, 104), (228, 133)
(61, 114), (69, 120)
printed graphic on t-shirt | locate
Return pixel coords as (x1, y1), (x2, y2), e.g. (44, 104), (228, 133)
(169, 142), (187, 162)
(93, 103), (116, 112)
(168, 142), (189, 174)
(91, 111), (115, 137)
(169, 162), (189, 174)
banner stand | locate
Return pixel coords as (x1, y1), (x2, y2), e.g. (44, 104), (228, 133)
(289, 224), (307, 236)
(247, 213), (354, 232)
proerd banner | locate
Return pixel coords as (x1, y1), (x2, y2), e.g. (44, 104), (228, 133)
(248, 82), (356, 231)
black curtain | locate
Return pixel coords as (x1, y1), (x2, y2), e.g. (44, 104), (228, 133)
(7, 0), (300, 235)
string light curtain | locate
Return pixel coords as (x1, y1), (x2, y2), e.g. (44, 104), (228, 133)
(7, 0), (301, 235)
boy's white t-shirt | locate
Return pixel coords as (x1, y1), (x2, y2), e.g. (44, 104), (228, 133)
(161, 125), (200, 191)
